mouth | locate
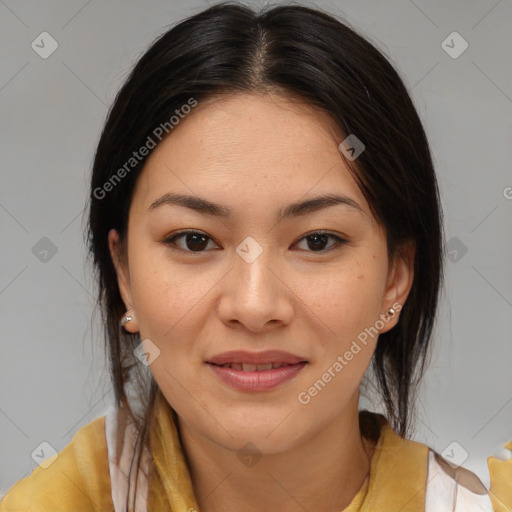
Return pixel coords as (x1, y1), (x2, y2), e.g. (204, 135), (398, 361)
(205, 350), (309, 391)
(206, 361), (308, 391)
(206, 349), (308, 368)
(208, 362), (303, 371)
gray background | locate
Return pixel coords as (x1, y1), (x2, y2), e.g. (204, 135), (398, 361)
(1, 0), (511, 495)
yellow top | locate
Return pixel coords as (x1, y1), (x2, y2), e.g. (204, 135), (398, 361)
(488, 444), (512, 512)
(1, 391), (510, 511)
(0, 415), (114, 512)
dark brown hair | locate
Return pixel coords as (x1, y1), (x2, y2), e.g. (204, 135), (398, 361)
(85, 2), (443, 508)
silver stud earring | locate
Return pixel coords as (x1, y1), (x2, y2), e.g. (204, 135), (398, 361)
(386, 307), (396, 317)
(120, 314), (133, 327)
(120, 303), (134, 327)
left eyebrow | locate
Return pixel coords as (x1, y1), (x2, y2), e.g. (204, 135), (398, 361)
(147, 192), (365, 220)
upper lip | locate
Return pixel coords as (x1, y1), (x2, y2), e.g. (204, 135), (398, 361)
(207, 350), (308, 366)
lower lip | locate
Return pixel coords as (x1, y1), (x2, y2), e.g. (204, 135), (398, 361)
(207, 362), (307, 391)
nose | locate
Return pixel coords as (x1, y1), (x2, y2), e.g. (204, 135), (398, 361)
(216, 244), (294, 333)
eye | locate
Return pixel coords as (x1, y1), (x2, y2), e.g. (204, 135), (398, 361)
(162, 230), (220, 253)
(162, 230), (347, 254)
(293, 231), (348, 252)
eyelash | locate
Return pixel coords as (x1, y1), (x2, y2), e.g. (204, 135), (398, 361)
(161, 230), (348, 254)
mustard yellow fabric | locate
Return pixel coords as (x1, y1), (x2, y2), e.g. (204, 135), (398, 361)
(488, 441), (512, 512)
(1, 391), (510, 512)
(0, 416), (113, 512)
(147, 391), (200, 511)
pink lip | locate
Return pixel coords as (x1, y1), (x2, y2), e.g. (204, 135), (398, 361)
(207, 350), (307, 366)
(207, 361), (308, 391)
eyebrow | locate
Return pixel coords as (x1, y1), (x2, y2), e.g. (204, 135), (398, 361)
(148, 192), (365, 221)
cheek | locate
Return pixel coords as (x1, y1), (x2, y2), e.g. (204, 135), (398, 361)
(127, 243), (214, 341)
(296, 261), (385, 410)
(297, 256), (387, 341)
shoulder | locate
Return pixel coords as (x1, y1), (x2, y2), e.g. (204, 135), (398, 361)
(1, 414), (113, 512)
(360, 411), (494, 511)
(425, 451), (493, 511)
(487, 440), (512, 511)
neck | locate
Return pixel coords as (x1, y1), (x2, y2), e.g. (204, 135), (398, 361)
(177, 395), (376, 512)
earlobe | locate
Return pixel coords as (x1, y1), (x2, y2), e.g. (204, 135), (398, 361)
(108, 229), (139, 333)
(119, 306), (137, 333)
(380, 242), (415, 333)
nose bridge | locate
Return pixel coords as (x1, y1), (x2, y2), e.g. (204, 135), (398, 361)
(217, 235), (293, 329)
(234, 235), (277, 302)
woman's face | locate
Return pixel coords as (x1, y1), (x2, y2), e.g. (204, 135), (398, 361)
(109, 92), (413, 453)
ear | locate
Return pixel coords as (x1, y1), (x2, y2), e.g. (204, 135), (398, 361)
(108, 229), (139, 334)
(379, 241), (415, 333)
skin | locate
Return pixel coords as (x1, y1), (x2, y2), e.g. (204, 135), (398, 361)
(109, 92), (414, 512)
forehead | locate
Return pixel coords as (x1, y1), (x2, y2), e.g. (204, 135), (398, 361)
(131, 93), (370, 217)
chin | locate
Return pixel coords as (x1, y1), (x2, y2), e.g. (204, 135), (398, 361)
(205, 415), (309, 454)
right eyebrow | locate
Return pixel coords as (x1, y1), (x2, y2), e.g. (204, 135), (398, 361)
(148, 192), (231, 217)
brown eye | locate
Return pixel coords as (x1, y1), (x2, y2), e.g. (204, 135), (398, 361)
(294, 232), (347, 252)
(163, 231), (219, 252)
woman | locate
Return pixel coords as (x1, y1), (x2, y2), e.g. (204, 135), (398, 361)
(2, 2), (510, 511)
